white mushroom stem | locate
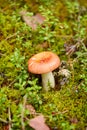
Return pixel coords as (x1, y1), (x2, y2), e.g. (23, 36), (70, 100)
(41, 72), (55, 91)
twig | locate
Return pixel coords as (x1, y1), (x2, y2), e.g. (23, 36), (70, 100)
(0, 52), (5, 56)
(8, 79), (17, 87)
(5, 32), (18, 41)
(8, 107), (12, 130)
(21, 94), (27, 130)
(51, 110), (68, 116)
(81, 42), (87, 52)
(0, 117), (8, 123)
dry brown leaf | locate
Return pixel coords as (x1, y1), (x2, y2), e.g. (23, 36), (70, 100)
(34, 13), (45, 24)
(20, 10), (45, 30)
(29, 115), (50, 130)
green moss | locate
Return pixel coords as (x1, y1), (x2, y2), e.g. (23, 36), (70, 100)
(39, 87), (87, 129)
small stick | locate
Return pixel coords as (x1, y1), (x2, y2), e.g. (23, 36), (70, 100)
(0, 117), (8, 123)
(51, 110), (68, 116)
(5, 32), (18, 40)
(8, 79), (17, 87)
(8, 107), (12, 130)
(21, 94), (27, 130)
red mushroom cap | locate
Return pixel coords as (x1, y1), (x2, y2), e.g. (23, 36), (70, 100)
(28, 51), (60, 74)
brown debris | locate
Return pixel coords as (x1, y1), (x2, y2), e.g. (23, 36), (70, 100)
(70, 117), (78, 124)
(29, 115), (50, 130)
(20, 10), (45, 30)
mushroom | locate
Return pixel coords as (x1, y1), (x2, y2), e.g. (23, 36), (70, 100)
(28, 51), (60, 91)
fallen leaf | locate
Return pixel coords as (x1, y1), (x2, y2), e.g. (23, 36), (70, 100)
(34, 13), (45, 24)
(29, 115), (50, 130)
(20, 10), (45, 30)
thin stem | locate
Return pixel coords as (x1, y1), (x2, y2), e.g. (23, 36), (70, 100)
(21, 94), (27, 130)
(0, 118), (8, 123)
(5, 32), (18, 40)
(8, 107), (12, 130)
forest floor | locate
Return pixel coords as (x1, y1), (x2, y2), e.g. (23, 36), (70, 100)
(0, 0), (87, 130)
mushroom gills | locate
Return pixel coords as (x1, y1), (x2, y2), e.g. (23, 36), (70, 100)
(41, 72), (55, 91)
